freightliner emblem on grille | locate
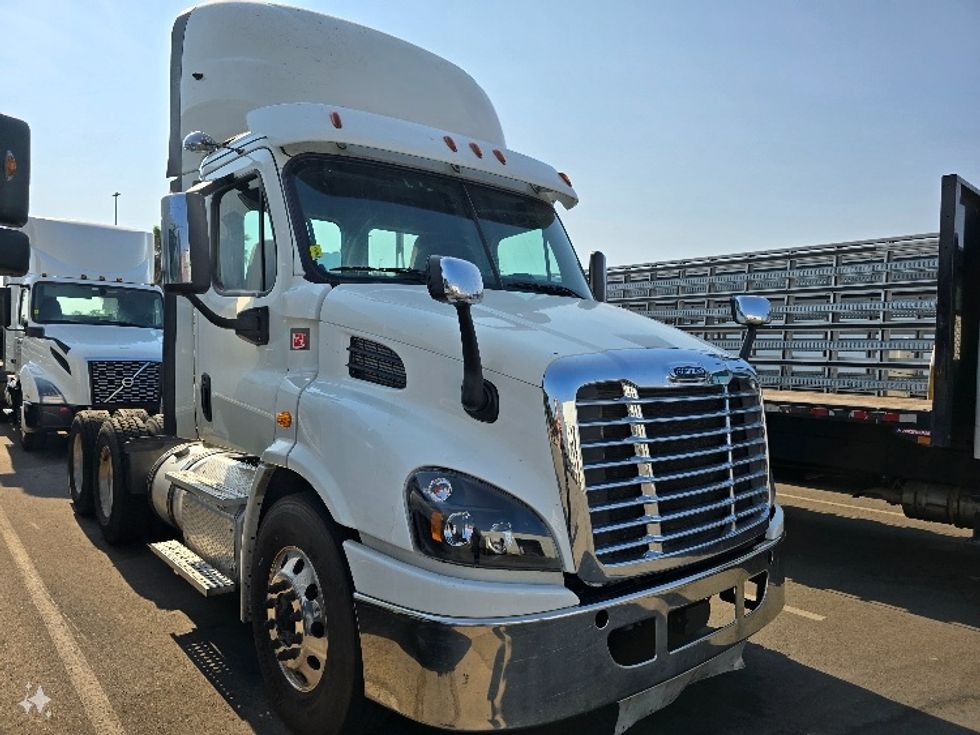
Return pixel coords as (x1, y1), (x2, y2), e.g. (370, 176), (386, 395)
(668, 363), (734, 385)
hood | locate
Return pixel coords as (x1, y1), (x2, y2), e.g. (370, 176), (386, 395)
(322, 284), (725, 386)
(41, 324), (163, 362)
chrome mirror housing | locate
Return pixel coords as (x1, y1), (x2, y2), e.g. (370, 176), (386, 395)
(731, 295), (772, 327)
(160, 192), (210, 293)
(182, 131), (219, 154)
(427, 255), (484, 305)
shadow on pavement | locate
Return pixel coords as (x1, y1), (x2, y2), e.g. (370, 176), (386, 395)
(0, 421), (69, 496)
(782, 503), (980, 631)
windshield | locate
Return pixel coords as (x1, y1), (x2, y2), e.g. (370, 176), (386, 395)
(288, 156), (592, 298)
(31, 282), (163, 329)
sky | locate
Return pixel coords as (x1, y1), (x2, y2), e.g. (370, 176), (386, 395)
(2, 0), (979, 266)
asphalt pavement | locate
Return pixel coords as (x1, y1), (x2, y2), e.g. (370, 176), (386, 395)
(0, 423), (978, 734)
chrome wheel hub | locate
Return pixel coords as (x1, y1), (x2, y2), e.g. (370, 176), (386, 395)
(97, 446), (113, 519)
(266, 546), (328, 692)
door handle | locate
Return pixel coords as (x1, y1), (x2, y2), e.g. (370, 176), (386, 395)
(200, 373), (213, 422)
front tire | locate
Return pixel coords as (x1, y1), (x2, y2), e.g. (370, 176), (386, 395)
(93, 415), (150, 544)
(250, 494), (378, 735)
(67, 410), (111, 516)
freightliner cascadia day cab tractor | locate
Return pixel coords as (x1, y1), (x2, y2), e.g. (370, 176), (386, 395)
(0, 218), (162, 453)
(57, 4), (785, 733)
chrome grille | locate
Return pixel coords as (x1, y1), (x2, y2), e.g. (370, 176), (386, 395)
(575, 378), (770, 570)
(88, 360), (161, 406)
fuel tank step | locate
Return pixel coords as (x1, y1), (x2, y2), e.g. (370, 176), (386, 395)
(165, 468), (249, 511)
(148, 539), (236, 597)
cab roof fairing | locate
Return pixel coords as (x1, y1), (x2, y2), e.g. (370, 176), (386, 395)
(240, 102), (578, 209)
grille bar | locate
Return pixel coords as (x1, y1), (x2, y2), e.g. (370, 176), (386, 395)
(585, 452), (768, 493)
(578, 404), (762, 428)
(577, 390), (758, 407)
(584, 437), (767, 470)
(589, 470), (771, 514)
(592, 487), (771, 533)
(581, 420), (766, 449)
(595, 503), (770, 556)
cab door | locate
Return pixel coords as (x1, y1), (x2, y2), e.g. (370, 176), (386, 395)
(194, 160), (288, 455)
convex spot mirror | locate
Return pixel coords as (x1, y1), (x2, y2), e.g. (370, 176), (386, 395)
(731, 295), (772, 326)
(160, 192), (209, 294)
(427, 255), (484, 305)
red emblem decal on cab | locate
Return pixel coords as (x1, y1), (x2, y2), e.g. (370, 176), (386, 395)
(291, 328), (310, 351)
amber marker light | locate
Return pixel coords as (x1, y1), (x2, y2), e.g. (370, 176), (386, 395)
(276, 411), (293, 428)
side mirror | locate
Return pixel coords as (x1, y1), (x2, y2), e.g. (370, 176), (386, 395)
(427, 255), (484, 305)
(0, 113), (30, 228)
(731, 295), (772, 326)
(426, 255), (497, 422)
(160, 192), (210, 293)
(0, 228), (29, 277)
(588, 251), (607, 302)
(730, 295), (772, 360)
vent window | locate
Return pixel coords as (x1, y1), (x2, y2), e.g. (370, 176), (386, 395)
(347, 337), (406, 389)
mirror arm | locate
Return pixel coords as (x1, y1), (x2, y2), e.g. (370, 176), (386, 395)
(739, 324), (758, 360)
(185, 294), (269, 346)
(454, 302), (498, 422)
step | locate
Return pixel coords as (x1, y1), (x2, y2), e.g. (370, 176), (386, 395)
(165, 469), (249, 511)
(148, 539), (236, 597)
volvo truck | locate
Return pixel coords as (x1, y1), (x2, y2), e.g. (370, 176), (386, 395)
(57, 4), (785, 733)
(0, 217), (162, 451)
(608, 175), (980, 534)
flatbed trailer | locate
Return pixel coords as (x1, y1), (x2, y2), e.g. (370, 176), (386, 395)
(608, 175), (980, 533)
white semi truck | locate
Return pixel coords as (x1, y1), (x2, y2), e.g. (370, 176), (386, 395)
(0, 217), (162, 451)
(55, 4), (783, 733)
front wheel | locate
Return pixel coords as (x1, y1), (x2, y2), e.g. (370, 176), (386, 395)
(250, 494), (380, 735)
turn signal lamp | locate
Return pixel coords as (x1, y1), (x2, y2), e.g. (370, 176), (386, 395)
(276, 411), (292, 428)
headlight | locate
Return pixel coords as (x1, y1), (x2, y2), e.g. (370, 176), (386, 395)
(34, 376), (66, 404)
(407, 469), (561, 571)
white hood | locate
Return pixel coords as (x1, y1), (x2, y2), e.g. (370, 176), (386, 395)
(42, 324), (162, 363)
(322, 284), (724, 386)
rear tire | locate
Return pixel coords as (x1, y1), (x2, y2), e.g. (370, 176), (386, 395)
(67, 410), (111, 516)
(94, 415), (151, 545)
(250, 494), (381, 735)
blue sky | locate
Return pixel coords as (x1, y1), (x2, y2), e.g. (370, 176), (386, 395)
(2, 0), (978, 265)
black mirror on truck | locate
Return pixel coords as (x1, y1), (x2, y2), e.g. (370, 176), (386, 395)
(588, 250), (607, 302)
(160, 191), (210, 293)
(0, 113), (31, 277)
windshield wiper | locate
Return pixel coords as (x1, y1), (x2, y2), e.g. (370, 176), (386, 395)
(502, 280), (583, 298)
(327, 266), (427, 282)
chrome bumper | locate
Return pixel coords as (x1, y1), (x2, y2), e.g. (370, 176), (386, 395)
(355, 529), (785, 731)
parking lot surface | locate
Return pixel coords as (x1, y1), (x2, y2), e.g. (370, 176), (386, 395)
(1, 424), (978, 734)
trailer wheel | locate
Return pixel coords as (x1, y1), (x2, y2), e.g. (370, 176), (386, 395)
(94, 415), (151, 545)
(67, 410), (111, 516)
(251, 494), (381, 735)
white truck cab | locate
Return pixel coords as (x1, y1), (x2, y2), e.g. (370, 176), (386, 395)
(64, 4), (785, 733)
(0, 218), (162, 449)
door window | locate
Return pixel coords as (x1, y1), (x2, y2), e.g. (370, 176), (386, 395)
(214, 177), (277, 293)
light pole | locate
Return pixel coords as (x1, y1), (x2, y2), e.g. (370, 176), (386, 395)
(112, 192), (121, 225)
